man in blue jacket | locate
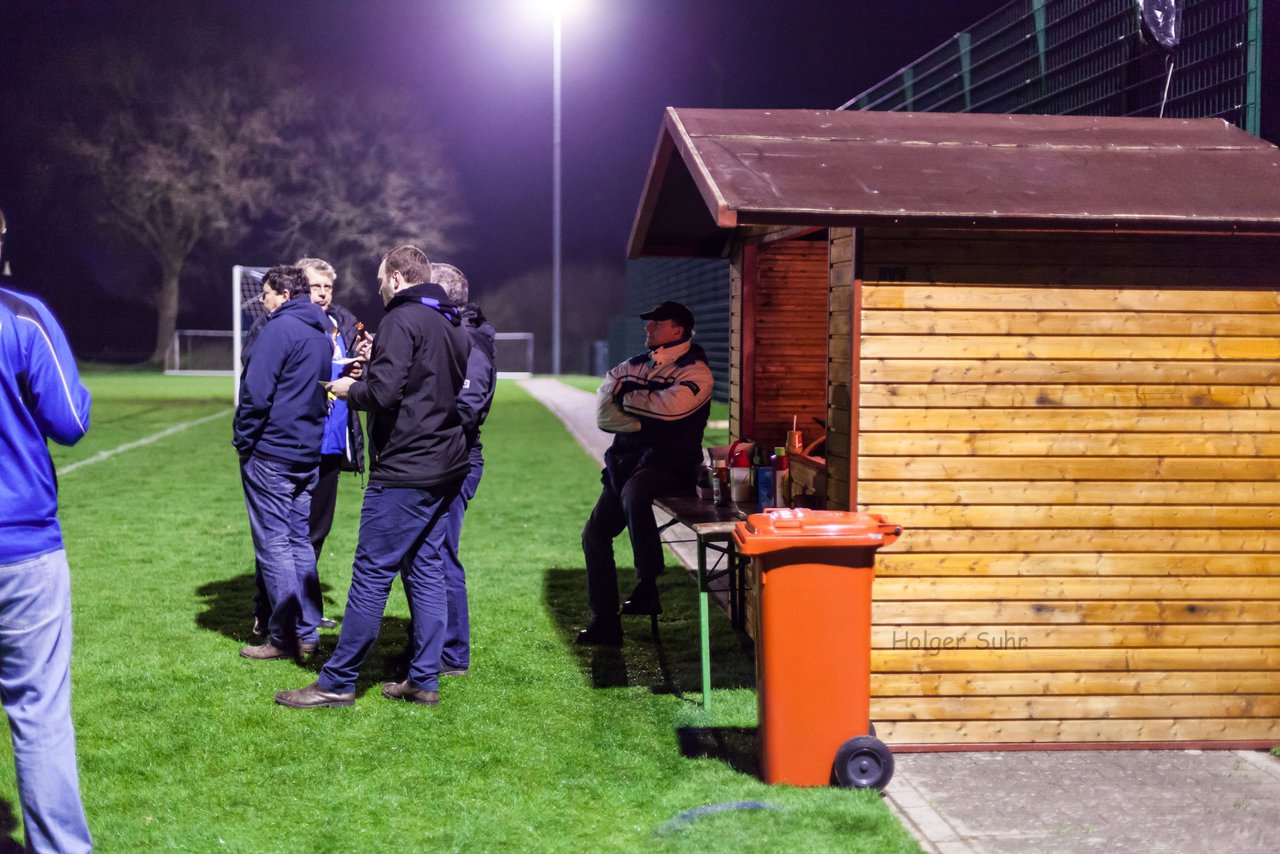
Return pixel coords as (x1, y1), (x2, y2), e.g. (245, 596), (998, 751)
(234, 265), (331, 662)
(0, 208), (94, 853)
(428, 263), (495, 676)
(276, 245), (469, 709)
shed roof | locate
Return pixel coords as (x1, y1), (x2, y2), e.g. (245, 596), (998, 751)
(627, 108), (1280, 258)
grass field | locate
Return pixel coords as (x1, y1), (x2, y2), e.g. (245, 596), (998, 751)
(1, 370), (918, 852)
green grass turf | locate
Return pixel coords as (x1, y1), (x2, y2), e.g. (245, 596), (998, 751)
(1, 370), (918, 852)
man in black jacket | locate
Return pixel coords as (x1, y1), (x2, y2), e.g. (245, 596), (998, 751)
(297, 257), (366, 630)
(276, 245), (470, 708)
(234, 265), (331, 661)
(430, 263), (496, 676)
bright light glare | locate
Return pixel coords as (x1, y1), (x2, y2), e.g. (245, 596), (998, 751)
(527, 0), (586, 17)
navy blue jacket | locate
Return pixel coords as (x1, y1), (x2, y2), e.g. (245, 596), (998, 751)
(0, 284), (92, 564)
(347, 283), (470, 487)
(458, 303), (496, 448)
(233, 296), (330, 463)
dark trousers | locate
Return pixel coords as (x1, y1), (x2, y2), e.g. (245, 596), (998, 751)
(581, 466), (685, 618)
(441, 444), (484, 670)
(309, 453), (345, 560)
(317, 479), (460, 694)
(240, 454), (322, 647)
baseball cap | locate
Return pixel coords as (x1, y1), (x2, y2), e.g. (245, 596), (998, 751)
(639, 300), (694, 332)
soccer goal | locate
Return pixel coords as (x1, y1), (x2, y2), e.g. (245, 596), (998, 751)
(164, 330), (237, 375)
(495, 332), (534, 378)
(232, 265), (271, 400)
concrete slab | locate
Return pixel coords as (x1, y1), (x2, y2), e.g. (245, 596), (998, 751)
(889, 750), (1280, 854)
(521, 377), (1280, 854)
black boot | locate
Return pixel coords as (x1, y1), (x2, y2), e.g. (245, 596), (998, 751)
(576, 617), (623, 646)
(620, 580), (661, 616)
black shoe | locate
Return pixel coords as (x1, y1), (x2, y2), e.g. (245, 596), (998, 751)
(318, 617), (338, 630)
(620, 581), (661, 616)
(576, 619), (623, 646)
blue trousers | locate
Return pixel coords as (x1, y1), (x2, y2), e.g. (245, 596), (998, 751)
(441, 445), (484, 671)
(240, 454), (322, 648)
(0, 550), (92, 854)
(318, 479), (459, 694)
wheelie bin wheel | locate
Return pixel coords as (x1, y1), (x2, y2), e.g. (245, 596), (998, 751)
(832, 735), (894, 790)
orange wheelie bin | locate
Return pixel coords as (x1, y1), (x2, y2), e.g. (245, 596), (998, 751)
(732, 508), (901, 789)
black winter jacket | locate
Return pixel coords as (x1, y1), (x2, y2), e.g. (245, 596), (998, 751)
(233, 296), (331, 463)
(458, 303), (497, 447)
(347, 283), (470, 487)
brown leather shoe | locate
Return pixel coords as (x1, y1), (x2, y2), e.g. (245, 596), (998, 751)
(240, 642), (292, 660)
(275, 681), (355, 708)
(297, 641), (319, 663)
(381, 681), (440, 706)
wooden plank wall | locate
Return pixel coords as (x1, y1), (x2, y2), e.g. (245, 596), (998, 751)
(749, 239), (828, 451)
(730, 230), (827, 450)
(848, 227), (1280, 747)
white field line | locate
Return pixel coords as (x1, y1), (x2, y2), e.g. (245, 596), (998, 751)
(60, 407), (233, 474)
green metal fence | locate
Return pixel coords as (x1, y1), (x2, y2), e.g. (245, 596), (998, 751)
(842, 0), (1262, 134)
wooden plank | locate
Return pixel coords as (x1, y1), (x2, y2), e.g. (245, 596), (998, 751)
(861, 383), (1280, 408)
(873, 576), (1280, 600)
(871, 623), (1280, 649)
(862, 310), (1280, 337)
(860, 336), (1280, 360)
(871, 647), (1280, 672)
(861, 358), (1280, 385)
(861, 231), (1280, 267)
(861, 407), (1280, 432)
(864, 265), (1280, 287)
(871, 670), (1280, 697)
(873, 600), (1280, 624)
(873, 718), (1280, 744)
(859, 433), (1280, 458)
(874, 552), (1280, 577)
(867, 504), (1280, 529)
(863, 285), (1280, 312)
(863, 480), (1280, 506)
(883, 528), (1280, 553)
(873, 694), (1280, 721)
(859, 456), (1280, 481)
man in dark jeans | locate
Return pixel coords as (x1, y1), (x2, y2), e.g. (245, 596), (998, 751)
(577, 301), (713, 646)
(276, 245), (470, 709)
(429, 263), (496, 676)
(297, 256), (366, 630)
(234, 265), (331, 662)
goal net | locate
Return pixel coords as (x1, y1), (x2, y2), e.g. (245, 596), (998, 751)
(165, 330), (237, 375)
(232, 265), (270, 400)
(495, 332), (534, 378)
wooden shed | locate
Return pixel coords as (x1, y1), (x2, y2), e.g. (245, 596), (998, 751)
(628, 108), (1280, 750)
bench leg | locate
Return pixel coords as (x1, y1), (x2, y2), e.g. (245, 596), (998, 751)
(698, 543), (712, 712)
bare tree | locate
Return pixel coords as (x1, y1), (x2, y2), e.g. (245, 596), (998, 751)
(62, 57), (281, 364)
(263, 93), (469, 308)
(60, 55), (466, 363)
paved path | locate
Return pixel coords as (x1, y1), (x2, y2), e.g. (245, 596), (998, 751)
(519, 376), (1280, 854)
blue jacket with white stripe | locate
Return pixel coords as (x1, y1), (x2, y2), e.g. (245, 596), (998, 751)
(0, 283), (92, 564)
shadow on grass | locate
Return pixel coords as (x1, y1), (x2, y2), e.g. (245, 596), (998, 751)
(542, 566), (756, 698)
(676, 726), (760, 778)
(194, 572), (413, 683)
(0, 799), (20, 853)
(194, 571), (339, 643)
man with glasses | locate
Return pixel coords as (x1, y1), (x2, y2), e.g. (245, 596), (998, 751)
(0, 207), (94, 852)
(296, 257), (366, 631)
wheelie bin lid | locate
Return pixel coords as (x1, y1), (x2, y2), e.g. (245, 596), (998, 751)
(732, 508), (902, 555)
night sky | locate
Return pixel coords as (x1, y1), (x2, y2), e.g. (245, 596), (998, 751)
(1, 0), (1276, 358)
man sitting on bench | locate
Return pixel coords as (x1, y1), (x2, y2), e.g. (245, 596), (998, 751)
(578, 301), (713, 646)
